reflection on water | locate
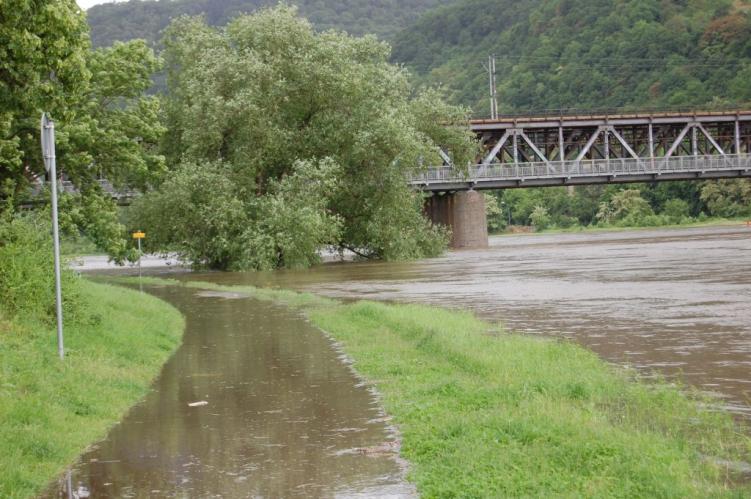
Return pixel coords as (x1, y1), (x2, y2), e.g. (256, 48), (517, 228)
(46, 285), (414, 498)
(183, 226), (751, 418)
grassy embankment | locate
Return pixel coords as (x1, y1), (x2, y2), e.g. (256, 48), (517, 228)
(0, 280), (184, 498)
(127, 277), (751, 498)
(503, 217), (750, 237)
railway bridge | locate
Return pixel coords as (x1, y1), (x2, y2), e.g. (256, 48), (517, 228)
(416, 110), (751, 249)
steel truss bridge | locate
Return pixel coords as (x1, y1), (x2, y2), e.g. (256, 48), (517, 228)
(412, 110), (751, 191)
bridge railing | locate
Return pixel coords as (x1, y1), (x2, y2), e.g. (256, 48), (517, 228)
(410, 154), (751, 185)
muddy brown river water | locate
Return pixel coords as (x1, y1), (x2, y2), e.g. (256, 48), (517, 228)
(47, 285), (414, 498)
(185, 225), (751, 419)
(48, 224), (751, 496)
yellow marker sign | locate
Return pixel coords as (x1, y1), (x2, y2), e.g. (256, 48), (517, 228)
(132, 231), (146, 239)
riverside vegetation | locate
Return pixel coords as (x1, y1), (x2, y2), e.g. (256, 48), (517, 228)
(124, 276), (751, 498)
(3, 0), (749, 270)
(0, 214), (185, 497)
(484, 184), (751, 234)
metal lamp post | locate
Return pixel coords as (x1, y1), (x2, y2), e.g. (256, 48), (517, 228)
(41, 113), (65, 360)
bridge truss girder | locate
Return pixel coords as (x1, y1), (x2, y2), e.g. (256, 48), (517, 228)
(478, 115), (751, 166)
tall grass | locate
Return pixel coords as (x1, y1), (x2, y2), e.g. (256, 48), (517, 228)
(0, 213), (82, 321)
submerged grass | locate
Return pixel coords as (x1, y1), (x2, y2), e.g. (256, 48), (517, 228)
(118, 277), (751, 497)
(0, 280), (184, 498)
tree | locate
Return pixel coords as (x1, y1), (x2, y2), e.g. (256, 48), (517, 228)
(1, 1), (165, 260)
(597, 189), (655, 225)
(0, 0), (89, 200)
(662, 198), (691, 223)
(484, 193), (506, 233)
(530, 205), (551, 230)
(700, 180), (751, 217)
(136, 6), (475, 269)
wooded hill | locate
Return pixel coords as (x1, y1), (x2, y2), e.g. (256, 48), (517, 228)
(86, 0), (451, 46)
(392, 0), (751, 114)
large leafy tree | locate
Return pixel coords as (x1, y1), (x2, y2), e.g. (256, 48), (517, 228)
(136, 6), (476, 270)
(1, 0), (89, 197)
(1, 0), (165, 258)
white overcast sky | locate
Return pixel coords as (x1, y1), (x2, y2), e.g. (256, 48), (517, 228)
(77, 0), (123, 10)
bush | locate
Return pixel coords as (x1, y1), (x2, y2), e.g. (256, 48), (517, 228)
(530, 205), (551, 230)
(485, 193), (507, 233)
(0, 213), (83, 324)
(131, 159), (345, 270)
(597, 189), (655, 225)
(663, 198), (690, 224)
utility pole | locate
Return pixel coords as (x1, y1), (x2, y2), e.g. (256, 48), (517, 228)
(41, 113), (64, 360)
(484, 54), (498, 120)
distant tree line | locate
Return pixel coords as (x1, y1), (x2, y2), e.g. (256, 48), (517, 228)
(86, 0), (451, 47)
(393, 0), (751, 114)
(392, 0), (751, 229)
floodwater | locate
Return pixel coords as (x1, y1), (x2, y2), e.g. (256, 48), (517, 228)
(184, 225), (751, 418)
(46, 285), (414, 498)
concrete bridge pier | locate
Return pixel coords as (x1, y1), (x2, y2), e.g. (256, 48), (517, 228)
(424, 191), (488, 249)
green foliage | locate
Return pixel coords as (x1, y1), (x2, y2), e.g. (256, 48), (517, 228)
(701, 179), (751, 217)
(1, 2), (165, 258)
(70, 40), (166, 191)
(134, 6), (471, 269)
(597, 189), (655, 225)
(0, 213), (82, 323)
(529, 204), (551, 230)
(132, 158), (344, 270)
(241, 159), (343, 270)
(484, 192), (506, 233)
(0, 0), (89, 199)
(85, 0), (451, 47)
(393, 0), (751, 114)
(131, 160), (249, 269)
(0, 281), (184, 497)
(491, 181), (748, 233)
(663, 198), (691, 223)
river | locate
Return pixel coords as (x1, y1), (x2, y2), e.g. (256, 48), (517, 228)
(48, 224), (751, 496)
(184, 225), (751, 418)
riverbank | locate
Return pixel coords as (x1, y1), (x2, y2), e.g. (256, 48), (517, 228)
(0, 280), (184, 498)
(129, 277), (751, 497)
(494, 217), (749, 237)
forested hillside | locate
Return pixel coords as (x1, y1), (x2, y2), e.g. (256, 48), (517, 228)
(87, 0), (451, 46)
(392, 0), (751, 115)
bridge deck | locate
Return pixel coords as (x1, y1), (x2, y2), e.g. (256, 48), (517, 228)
(470, 109), (751, 130)
(410, 154), (751, 191)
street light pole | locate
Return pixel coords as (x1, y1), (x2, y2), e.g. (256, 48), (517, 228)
(41, 113), (64, 360)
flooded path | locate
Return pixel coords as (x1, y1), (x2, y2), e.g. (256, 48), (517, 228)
(47, 285), (413, 497)
(185, 225), (751, 418)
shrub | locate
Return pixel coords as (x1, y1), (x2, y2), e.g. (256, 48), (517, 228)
(530, 205), (551, 230)
(0, 213), (83, 324)
(663, 198), (691, 224)
(597, 189), (654, 225)
(485, 193), (507, 233)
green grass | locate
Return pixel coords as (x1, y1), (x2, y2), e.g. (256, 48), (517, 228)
(119, 277), (751, 498)
(0, 280), (184, 498)
(505, 217), (750, 237)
